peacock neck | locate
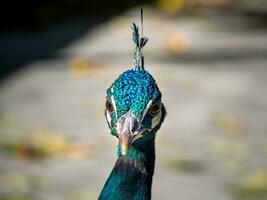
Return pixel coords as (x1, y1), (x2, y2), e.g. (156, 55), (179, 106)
(98, 139), (155, 200)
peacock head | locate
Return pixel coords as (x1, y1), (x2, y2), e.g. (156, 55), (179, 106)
(104, 10), (166, 156)
(105, 69), (166, 156)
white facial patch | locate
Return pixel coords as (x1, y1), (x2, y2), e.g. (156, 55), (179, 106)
(106, 110), (112, 127)
(151, 109), (162, 129)
(110, 94), (117, 119)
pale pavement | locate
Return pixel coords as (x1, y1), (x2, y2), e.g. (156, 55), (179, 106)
(0, 8), (267, 200)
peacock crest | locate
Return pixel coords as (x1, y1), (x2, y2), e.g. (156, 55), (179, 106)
(132, 9), (149, 71)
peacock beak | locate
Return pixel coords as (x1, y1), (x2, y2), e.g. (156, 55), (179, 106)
(116, 111), (139, 156)
(118, 133), (131, 156)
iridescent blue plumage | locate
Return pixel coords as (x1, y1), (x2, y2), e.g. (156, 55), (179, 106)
(112, 70), (158, 119)
(99, 9), (166, 200)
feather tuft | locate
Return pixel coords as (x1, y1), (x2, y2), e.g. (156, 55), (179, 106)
(131, 9), (149, 71)
(131, 23), (139, 48)
(140, 37), (148, 48)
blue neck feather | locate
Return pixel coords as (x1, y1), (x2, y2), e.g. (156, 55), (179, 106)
(98, 138), (155, 200)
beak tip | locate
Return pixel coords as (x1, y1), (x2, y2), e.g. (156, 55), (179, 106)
(119, 133), (130, 156)
(120, 145), (129, 156)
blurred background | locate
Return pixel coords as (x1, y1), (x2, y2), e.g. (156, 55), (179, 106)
(1, 0), (267, 199)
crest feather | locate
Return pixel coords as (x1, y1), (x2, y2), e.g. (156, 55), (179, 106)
(132, 8), (148, 71)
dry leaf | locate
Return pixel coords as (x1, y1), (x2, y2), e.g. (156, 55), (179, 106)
(164, 33), (191, 54)
(69, 58), (103, 77)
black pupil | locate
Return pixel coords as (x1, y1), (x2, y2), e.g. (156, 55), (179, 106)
(152, 105), (159, 112)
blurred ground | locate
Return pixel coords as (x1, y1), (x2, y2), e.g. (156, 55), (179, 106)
(1, 6), (267, 200)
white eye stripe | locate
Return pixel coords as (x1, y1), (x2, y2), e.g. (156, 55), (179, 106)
(141, 100), (153, 122)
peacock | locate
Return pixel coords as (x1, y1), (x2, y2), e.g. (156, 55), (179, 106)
(99, 9), (166, 200)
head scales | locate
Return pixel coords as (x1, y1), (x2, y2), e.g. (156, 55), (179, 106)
(132, 8), (149, 71)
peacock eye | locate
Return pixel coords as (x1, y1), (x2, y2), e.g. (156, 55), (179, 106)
(148, 100), (161, 116)
(106, 99), (114, 113)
